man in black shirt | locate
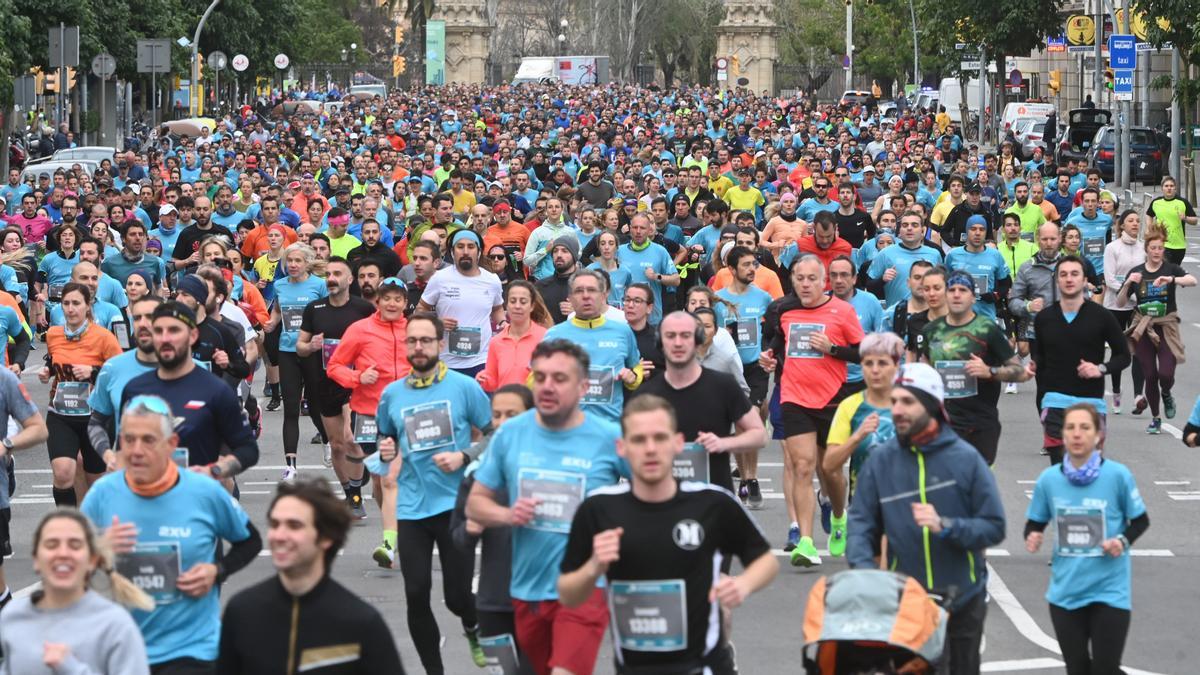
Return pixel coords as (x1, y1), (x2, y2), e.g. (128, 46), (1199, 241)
(347, 219), (401, 278)
(172, 195), (232, 275)
(558, 394), (777, 675)
(634, 312), (765, 494)
(833, 182), (876, 250)
(623, 284), (663, 380)
(535, 237), (579, 325)
(905, 266), (949, 362)
(175, 274), (250, 386)
(298, 257), (376, 518)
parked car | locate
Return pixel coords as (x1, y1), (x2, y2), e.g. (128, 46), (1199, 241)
(1085, 126), (1167, 183)
(840, 90), (871, 107)
(1055, 107), (1112, 165)
(1012, 118), (1048, 159)
(20, 159), (101, 185)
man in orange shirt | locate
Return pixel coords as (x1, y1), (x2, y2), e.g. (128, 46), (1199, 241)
(783, 211), (852, 289)
(290, 174), (330, 224)
(483, 201), (529, 267)
(241, 196), (298, 260)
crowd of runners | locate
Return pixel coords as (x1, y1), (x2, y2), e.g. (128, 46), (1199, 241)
(0, 80), (1191, 674)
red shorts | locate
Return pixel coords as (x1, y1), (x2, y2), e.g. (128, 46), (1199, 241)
(513, 588), (609, 675)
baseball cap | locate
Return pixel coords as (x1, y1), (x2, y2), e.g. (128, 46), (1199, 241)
(159, 203), (178, 216)
(895, 362), (949, 421)
(862, 165), (876, 173)
(966, 182), (983, 193)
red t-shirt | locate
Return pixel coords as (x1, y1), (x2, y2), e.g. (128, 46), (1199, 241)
(778, 297), (864, 409)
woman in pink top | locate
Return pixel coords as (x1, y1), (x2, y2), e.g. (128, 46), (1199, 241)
(476, 280), (552, 392)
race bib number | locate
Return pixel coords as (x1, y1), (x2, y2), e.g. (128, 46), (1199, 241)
(672, 443), (709, 483)
(172, 447), (189, 468)
(116, 542), (181, 605)
(935, 360), (977, 399)
(517, 468), (586, 533)
(447, 326), (482, 356)
(786, 323), (825, 359)
(1055, 506), (1106, 557)
(584, 366), (617, 404)
(610, 579), (688, 652)
(478, 634), (520, 675)
(971, 274), (990, 297)
(1084, 238), (1104, 257)
(48, 283), (64, 302)
(353, 415), (378, 444)
(321, 339), (340, 368)
(402, 401), (455, 452)
(52, 381), (91, 416)
(1020, 231), (1034, 242)
(735, 319), (759, 348)
(282, 308), (304, 332)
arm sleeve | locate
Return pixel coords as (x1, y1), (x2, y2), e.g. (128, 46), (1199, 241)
(450, 476), (480, 553)
(559, 500), (599, 572)
(1101, 308), (1131, 374)
(846, 454), (884, 568)
(1023, 519), (1049, 538)
(216, 387), (259, 471)
(1124, 512), (1150, 544)
(88, 411), (115, 455)
(218, 521), (262, 583)
(7, 327), (29, 370)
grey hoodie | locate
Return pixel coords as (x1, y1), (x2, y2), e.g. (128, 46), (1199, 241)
(0, 590), (149, 674)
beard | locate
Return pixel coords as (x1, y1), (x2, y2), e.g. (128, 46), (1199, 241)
(456, 257), (474, 272)
(156, 344), (190, 369)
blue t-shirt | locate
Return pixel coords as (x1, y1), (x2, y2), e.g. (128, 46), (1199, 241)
(845, 290), (885, 383)
(945, 246), (1011, 320)
(797, 198), (839, 222)
(586, 262), (633, 309)
(80, 470), (252, 664)
(544, 318), (641, 422)
(1064, 211), (1114, 274)
(685, 226), (721, 258)
(715, 284), (773, 364)
(0, 370), (37, 508)
(37, 250), (79, 295)
(50, 300), (124, 333)
(616, 242), (677, 325)
(473, 410), (628, 601)
(0, 265), (20, 300)
(272, 275), (328, 353)
(867, 243), (944, 307)
(1026, 459), (1146, 610)
(149, 226), (182, 259)
(376, 370), (492, 521)
(99, 273), (130, 309)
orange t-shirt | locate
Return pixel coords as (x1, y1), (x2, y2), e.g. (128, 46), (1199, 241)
(241, 225), (298, 260)
(709, 266), (784, 299)
(46, 324), (122, 410)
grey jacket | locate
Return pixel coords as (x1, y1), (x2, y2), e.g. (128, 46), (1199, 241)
(1008, 253), (1061, 320)
(0, 590), (149, 675)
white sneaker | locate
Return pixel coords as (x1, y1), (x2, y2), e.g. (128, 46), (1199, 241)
(281, 466), (298, 482)
(322, 443), (333, 468)
(1005, 382), (1018, 395)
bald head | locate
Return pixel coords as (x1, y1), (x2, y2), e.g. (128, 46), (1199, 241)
(72, 261), (100, 295)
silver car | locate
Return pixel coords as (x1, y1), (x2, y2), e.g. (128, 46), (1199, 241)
(1013, 118), (1048, 159)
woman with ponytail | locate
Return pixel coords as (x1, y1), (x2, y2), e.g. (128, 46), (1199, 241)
(0, 509), (150, 674)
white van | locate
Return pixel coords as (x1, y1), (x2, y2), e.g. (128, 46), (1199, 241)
(1000, 102), (1055, 133)
(937, 77), (990, 123)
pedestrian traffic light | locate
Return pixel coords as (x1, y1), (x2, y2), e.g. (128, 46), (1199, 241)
(44, 70), (59, 93)
(1104, 67), (1114, 90)
(1048, 70), (1061, 95)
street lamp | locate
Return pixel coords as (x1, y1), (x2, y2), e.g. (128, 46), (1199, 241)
(191, 0), (221, 116)
(558, 18), (568, 56)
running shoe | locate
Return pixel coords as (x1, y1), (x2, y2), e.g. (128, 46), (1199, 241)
(266, 395), (282, 412)
(323, 443), (333, 468)
(1147, 418), (1162, 435)
(311, 432), (323, 445)
(1164, 392), (1177, 419)
(828, 515), (847, 557)
(1112, 393), (1122, 415)
(281, 466), (298, 482)
(790, 536), (822, 568)
(784, 525), (800, 552)
(818, 489), (832, 535)
(348, 494), (368, 520)
(1005, 382), (1018, 395)
(249, 406), (262, 439)
(464, 627), (487, 668)
(372, 541), (394, 568)
(746, 479), (764, 510)
(1132, 395), (1148, 416)
(737, 480), (748, 504)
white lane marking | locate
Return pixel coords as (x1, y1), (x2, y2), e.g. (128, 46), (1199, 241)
(9, 497), (53, 505)
(986, 548), (1011, 557)
(1016, 480), (1036, 485)
(1185, 256), (1200, 263)
(1161, 423), (1183, 439)
(981, 657), (1065, 672)
(988, 563), (1170, 675)
(1155, 480), (1191, 486)
(14, 469), (51, 474)
(14, 581), (41, 599)
(1129, 549), (1174, 557)
(1191, 323), (1200, 330)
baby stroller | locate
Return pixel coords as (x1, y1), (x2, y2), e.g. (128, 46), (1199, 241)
(801, 569), (947, 675)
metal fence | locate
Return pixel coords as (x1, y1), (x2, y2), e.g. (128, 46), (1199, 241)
(775, 64), (874, 101)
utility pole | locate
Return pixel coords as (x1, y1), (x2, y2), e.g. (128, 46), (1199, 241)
(192, 0), (221, 116)
(845, 0), (853, 90)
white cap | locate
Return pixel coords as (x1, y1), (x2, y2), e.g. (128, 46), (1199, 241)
(159, 203), (178, 216)
(896, 362), (945, 403)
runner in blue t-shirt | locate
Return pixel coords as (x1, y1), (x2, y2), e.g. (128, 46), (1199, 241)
(867, 211), (944, 307)
(616, 214), (679, 325)
(373, 313), (492, 672)
(269, 243), (328, 479)
(1065, 188), (1114, 275)
(945, 215), (1012, 320)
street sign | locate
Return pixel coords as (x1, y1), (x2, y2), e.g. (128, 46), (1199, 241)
(12, 76), (36, 110)
(1114, 69), (1134, 101)
(715, 57), (728, 69)
(232, 54), (249, 72)
(1047, 36), (1066, 52)
(960, 60), (981, 72)
(1009, 68), (1022, 86)
(274, 53), (290, 70)
(136, 39), (172, 74)
(48, 26), (80, 68)
(91, 53), (116, 79)
(1066, 15), (1095, 47)
(1136, 41), (1172, 51)
(208, 51), (228, 71)
(955, 43), (968, 50)
(1108, 34), (1137, 69)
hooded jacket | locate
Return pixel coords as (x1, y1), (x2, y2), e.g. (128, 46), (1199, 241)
(1008, 252), (1061, 321)
(847, 424), (1005, 610)
(327, 311), (411, 416)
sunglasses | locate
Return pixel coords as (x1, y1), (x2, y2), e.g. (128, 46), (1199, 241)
(488, 254), (507, 261)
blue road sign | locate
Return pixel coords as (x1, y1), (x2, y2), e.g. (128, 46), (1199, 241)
(1108, 34), (1137, 69)
(1114, 70), (1134, 98)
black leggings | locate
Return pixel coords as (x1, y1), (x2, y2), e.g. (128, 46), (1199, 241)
(397, 510), (478, 675)
(263, 324), (281, 367)
(1165, 247), (1185, 265)
(277, 351), (326, 455)
(1108, 309), (1144, 397)
(1048, 603), (1131, 675)
(477, 609), (536, 675)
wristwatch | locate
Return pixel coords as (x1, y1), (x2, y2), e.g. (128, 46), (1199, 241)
(1, 438), (13, 452)
(989, 366), (1000, 379)
(939, 516), (954, 532)
(210, 463), (224, 478)
(1098, 364), (1109, 375)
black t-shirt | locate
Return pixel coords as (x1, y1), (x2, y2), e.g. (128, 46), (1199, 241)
(1124, 262), (1187, 315)
(632, 324), (664, 380)
(193, 316), (246, 384)
(634, 368), (752, 491)
(834, 209), (876, 249)
(917, 314), (1014, 427)
(561, 483), (771, 670)
(904, 309), (934, 354)
(300, 295), (376, 371)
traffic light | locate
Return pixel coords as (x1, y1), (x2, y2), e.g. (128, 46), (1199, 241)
(44, 70), (59, 93)
(395, 24), (406, 44)
(65, 67), (77, 91)
(393, 55), (407, 76)
(1104, 67), (1114, 90)
(1048, 70), (1061, 95)
(730, 55), (741, 76)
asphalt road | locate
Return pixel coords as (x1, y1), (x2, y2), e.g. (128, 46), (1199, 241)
(4, 217), (1198, 674)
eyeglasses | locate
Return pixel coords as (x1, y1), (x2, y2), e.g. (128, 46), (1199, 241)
(622, 296), (648, 306)
(405, 336), (439, 346)
(488, 254), (507, 261)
